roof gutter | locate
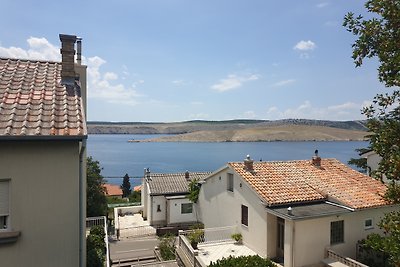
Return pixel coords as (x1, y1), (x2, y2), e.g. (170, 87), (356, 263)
(0, 135), (88, 141)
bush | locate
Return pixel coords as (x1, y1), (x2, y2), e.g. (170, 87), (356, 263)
(87, 226), (106, 267)
(158, 233), (176, 261)
(208, 255), (276, 267)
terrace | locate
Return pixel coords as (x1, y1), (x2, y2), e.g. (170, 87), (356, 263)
(176, 226), (280, 267)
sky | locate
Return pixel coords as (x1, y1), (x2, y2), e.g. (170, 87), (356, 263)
(0, 0), (387, 122)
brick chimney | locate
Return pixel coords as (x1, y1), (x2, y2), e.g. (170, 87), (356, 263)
(312, 149), (321, 167)
(185, 170), (190, 180)
(59, 34), (77, 85)
(244, 155), (254, 171)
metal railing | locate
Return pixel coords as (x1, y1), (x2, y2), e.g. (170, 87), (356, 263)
(87, 216), (110, 267)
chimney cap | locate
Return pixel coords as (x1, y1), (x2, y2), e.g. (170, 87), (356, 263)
(59, 34), (77, 41)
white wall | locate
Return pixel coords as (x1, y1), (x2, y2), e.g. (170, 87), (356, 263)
(292, 205), (398, 267)
(150, 195), (167, 225)
(198, 167), (269, 257)
(167, 198), (197, 224)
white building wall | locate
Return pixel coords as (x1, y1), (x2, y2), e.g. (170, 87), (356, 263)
(198, 167), (269, 257)
(167, 198), (197, 224)
(150, 195), (167, 225)
(292, 205), (398, 267)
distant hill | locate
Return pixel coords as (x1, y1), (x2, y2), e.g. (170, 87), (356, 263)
(132, 125), (367, 142)
(87, 119), (367, 135)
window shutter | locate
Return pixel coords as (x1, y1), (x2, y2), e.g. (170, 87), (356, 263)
(0, 180), (9, 216)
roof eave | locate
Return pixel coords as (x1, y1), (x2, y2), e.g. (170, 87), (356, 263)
(0, 134), (88, 141)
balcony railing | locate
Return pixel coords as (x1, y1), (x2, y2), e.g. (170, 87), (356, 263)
(325, 249), (368, 267)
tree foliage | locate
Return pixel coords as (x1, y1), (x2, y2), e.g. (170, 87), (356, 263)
(208, 255), (276, 267)
(87, 156), (108, 217)
(86, 225), (106, 267)
(343, 0), (400, 88)
(121, 173), (131, 198)
(344, 1), (400, 266)
(188, 178), (200, 203)
(348, 148), (370, 173)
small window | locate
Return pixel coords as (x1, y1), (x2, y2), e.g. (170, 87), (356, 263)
(227, 173), (234, 192)
(181, 203), (193, 214)
(0, 180), (10, 230)
(157, 205), (161, 212)
(330, 220), (344, 245)
(364, 219), (373, 230)
(241, 205), (248, 226)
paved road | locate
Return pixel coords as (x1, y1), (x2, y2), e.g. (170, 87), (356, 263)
(110, 236), (159, 262)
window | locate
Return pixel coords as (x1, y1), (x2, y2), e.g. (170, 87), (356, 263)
(241, 205), (248, 226)
(364, 218), (374, 230)
(181, 203), (193, 214)
(330, 220), (344, 245)
(157, 205), (161, 212)
(0, 180), (10, 230)
(227, 173), (234, 192)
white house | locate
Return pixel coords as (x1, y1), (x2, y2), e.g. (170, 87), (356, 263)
(197, 154), (396, 267)
(142, 169), (210, 227)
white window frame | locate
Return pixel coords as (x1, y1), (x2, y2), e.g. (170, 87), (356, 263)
(0, 179), (10, 231)
(181, 203), (193, 214)
(227, 173), (234, 192)
(364, 218), (374, 230)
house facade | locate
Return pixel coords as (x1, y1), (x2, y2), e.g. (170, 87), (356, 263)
(0, 34), (87, 267)
(198, 154), (396, 267)
(142, 170), (210, 226)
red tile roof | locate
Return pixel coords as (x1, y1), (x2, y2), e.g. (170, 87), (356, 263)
(229, 158), (388, 210)
(103, 184), (123, 197)
(0, 58), (86, 138)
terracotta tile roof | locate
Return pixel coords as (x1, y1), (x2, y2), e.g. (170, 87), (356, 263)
(103, 184), (123, 197)
(229, 158), (388, 210)
(0, 58), (86, 138)
(147, 172), (211, 195)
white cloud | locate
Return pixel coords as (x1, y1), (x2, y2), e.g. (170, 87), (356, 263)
(104, 72), (118, 81)
(265, 101), (367, 120)
(243, 110), (257, 119)
(0, 37), (142, 106)
(188, 113), (210, 120)
(272, 79), (296, 87)
(0, 37), (59, 61)
(316, 2), (329, 8)
(211, 73), (260, 92)
(293, 40), (316, 51)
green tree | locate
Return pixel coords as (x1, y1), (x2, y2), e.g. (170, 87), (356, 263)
(86, 225), (106, 267)
(121, 173), (131, 198)
(87, 157), (108, 217)
(348, 148), (370, 173)
(188, 178), (200, 203)
(344, 1), (400, 265)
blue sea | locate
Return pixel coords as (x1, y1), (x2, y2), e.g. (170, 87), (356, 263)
(86, 134), (368, 186)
